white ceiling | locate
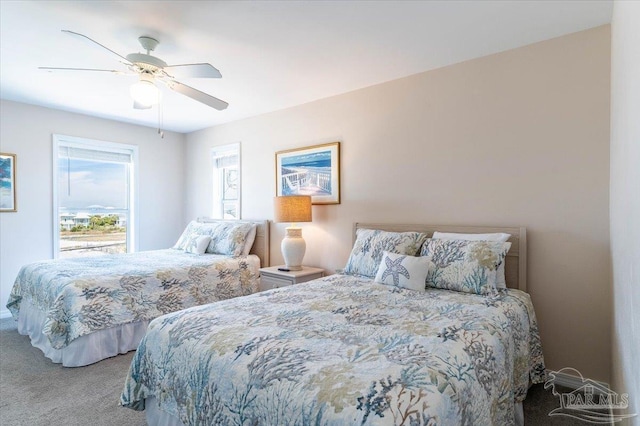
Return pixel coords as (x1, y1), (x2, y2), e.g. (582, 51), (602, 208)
(0, 1), (612, 134)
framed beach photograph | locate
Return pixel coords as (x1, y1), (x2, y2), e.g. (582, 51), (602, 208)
(276, 142), (340, 204)
(0, 153), (17, 212)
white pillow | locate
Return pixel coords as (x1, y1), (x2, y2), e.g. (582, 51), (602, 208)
(374, 251), (432, 292)
(184, 235), (212, 255)
(431, 232), (511, 288)
(432, 232), (510, 242)
(242, 224), (257, 256)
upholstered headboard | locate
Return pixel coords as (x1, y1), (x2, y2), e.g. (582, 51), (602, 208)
(197, 218), (270, 267)
(354, 223), (527, 292)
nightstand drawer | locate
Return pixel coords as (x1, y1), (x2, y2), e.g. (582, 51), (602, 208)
(260, 274), (293, 290)
(259, 266), (325, 291)
(291, 272), (324, 283)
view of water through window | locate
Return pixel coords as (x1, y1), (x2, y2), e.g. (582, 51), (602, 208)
(58, 157), (130, 258)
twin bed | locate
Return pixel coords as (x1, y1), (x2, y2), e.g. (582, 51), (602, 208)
(117, 223), (546, 425)
(6, 219), (269, 367)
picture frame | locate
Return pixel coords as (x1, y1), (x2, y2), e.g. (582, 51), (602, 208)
(0, 152), (17, 212)
(276, 142), (340, 205)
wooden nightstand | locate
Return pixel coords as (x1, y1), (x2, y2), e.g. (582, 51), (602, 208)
(259, 266), (324, 291)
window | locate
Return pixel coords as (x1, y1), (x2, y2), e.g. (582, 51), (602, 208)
(212, 143), (240, 219)
(53, 135), (138, 258)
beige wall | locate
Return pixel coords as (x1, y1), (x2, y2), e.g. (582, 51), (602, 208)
(185, 26), (612, 382)
(0, 101), (186, 318)
(610, 0), (640, 422)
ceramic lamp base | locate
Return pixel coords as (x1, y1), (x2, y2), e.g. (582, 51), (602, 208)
(281, 227), (306, 271)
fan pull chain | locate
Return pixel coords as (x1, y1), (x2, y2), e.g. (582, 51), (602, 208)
(157, 96), (164, 138)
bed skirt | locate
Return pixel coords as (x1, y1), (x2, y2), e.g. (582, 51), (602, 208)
(146, 397), (184, 426)
(16, 299), (149, 367)
(143, 397), (525, 426)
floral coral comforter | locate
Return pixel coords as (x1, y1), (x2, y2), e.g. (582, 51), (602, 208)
(121, 274), (546, 425)
(7, 249), (259, 349)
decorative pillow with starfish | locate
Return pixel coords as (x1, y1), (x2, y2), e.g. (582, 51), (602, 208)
(183, 235), (212, 255)
(374, 251), (433, 291)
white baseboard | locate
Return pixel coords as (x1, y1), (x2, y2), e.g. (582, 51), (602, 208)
(0, 309), (12, 319)
(550, 370), (610, 393)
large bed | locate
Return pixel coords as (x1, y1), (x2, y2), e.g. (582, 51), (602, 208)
(6, 218), (269, 367)
(121, 223), (545, 425)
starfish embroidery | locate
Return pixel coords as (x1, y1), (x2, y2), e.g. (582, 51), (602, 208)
(380, 255), (410, 286)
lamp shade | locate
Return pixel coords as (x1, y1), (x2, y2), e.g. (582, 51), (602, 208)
(274, 196), (312, 223)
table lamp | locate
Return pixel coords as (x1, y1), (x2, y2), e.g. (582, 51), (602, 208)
(274, 195), (312, 271)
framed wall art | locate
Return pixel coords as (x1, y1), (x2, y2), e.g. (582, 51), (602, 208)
(0, 152), (16, 212)
(275, 142), (340, 205)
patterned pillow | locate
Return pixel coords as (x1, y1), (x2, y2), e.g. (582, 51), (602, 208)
(374, 251), (432, 292)
(184, 235), (211, 255)
(343, 229), (428, 278)
(206, 222), (253, 256)
(432, 232), (511, 289)
(241, 224), (258, 255)
(174, 221), (253, 256)
(420, 239), (511, 295)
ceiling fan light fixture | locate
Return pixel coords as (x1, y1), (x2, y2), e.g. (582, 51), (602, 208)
(47, 31), (228, 113)
(130, 76), (159, 107)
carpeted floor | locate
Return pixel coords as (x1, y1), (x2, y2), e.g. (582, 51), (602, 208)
(0, 318), (145, 426)
(0, 317), (589, 425)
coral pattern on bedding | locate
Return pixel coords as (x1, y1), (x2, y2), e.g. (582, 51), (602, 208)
(421, 239), (511, 295)
(174, 221), (253, 256)
(6, 249), (259, 349)
(121, 274), (545, 425)
(344, 229), (428, 278)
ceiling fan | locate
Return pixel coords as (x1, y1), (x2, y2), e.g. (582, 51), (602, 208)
(40, 30), (228, 111)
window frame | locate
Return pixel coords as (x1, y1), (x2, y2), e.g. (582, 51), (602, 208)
(211, 142), (241, 220)
(52, 134), (139, 258)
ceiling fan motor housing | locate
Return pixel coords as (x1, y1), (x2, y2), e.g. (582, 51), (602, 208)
(126, 36), (166, 74)
(126, 53), (167, 73)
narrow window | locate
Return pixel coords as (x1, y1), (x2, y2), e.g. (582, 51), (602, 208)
(53, 135), (138, 258)
(212, 143), (240, 219)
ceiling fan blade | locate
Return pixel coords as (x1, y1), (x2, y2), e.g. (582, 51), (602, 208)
(163, 63), (222, 79)
(133, 101), (152, 110)
(39, 67), (126, 74)
(62, 30), (132, 65)
(165, 80), (228, 110)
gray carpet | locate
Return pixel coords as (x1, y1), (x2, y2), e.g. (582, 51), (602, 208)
(0, 317), (588, 425)
(0, 318), (145, 426)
